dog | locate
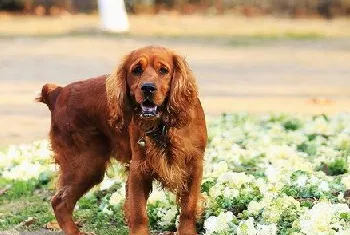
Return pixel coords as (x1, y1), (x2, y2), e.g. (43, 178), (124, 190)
(37, 46), (207, 235)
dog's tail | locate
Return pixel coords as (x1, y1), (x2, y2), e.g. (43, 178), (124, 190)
(35, 83), (62, 111)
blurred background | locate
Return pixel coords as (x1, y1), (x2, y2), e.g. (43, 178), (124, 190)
(1, 0), (350, 17)
(0, 0), (349, 147)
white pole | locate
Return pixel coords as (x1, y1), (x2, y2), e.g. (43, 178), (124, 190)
(98, 0), (129, 32)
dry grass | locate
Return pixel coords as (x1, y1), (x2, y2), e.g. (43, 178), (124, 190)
(0, 14), (349, 38)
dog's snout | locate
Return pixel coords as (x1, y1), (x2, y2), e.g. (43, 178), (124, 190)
(141, 82), (157, 94)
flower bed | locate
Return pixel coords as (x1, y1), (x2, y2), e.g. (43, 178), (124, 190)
(1, 113), (350, 234)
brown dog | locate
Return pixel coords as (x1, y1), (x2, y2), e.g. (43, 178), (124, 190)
(37, 46), (207, 235)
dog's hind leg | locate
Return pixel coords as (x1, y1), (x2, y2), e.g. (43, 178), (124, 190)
(51, 150), (109, 235)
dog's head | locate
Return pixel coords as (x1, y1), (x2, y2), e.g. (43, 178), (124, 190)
(107, 46), (198, 129)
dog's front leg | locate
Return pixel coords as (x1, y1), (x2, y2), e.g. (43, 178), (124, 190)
(178, 162), (203, 235)
(128, 160), (152, 235)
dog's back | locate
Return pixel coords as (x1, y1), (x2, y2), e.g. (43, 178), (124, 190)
(35, 76), (112, 148)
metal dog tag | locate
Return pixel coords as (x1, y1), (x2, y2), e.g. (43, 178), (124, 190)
(137, 138), (146, 147)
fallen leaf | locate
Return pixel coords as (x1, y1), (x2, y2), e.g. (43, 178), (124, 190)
(344, 189), (350, 200)
(76, 219), (84, 228)
(16, 217), (35, 228)
(0, 185), (11, 196)
(45, 219), (61, 231)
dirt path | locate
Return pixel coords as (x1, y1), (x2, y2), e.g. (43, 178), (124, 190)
(1, 36), (350, 147)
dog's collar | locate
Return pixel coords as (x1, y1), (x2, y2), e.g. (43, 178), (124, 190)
(137, 123), (168, 148)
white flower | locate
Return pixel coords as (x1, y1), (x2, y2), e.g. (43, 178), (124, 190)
(148, 188), (167, 204)
(331, 203), (350, 214)
(109, 190), (125, 206)
(99, 178), (116, 190)
(255, 178), (269, 196)
(218, 172), (253, 188)
(257, 223), (277, 235)
(248, 201), (263, 215)
(265, 165), (279, 183)
(211, 161), (229, 177)
(204, 216), (218, 235)
(309, 176), (319, 185)
(338, 228), (350, 235)
(333, 134), (350, 150)
(295, 175), (308, 187)
(237, 217), (257, 235)
(2, 160), (51, 181)
(3, 114), (350, 234)
(204, 211), (234, 235)
(216, 211), (234, 232)
(303, 116), (333, 135)
(286, 132), (307, 145)
(262, 196), (300, 224)
(341, 174), (350, 189)
(209, 183), (224, 198)
(101, 206), (113, 215)
(337, 192), (345, 202)
(318, 181), (330, 192)
(223, 186), (239, 198)
(158, 205), (177, 227)
(299, 201), (350, 235)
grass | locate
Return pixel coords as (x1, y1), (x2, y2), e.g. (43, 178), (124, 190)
(0, 194), (54, 231)
(0, 179), (128, 234)
(0, 15), (349, 43)
(0, 30), (327, 50)
(0, 178), (54, 232)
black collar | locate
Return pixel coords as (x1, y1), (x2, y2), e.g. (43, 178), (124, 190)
(138, 123), (168, 148)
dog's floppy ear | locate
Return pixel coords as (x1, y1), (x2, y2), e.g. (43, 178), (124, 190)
(165, 53), (198, 128)
(106, 56), (129, 130)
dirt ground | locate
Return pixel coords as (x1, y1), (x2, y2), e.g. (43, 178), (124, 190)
(0, 15), (350, 148)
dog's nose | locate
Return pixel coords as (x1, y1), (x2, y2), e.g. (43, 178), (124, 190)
(141, 82), (157, 94)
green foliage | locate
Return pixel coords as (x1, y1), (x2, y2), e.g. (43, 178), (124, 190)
(0, 179), (38, 202)
(0, 194), (54, 231)
(75, 205), (128, 235)
(201, 178), (216, 194)
(236, 154), (266, 178)
(147, 201), (177, 232)
(339, 212), (350, 221)
(281, 170), (346, 201)
(277, 205), (301, 235)
(297, 142), (317, 156)
(283, 119), (303, 131)
(2, 113), (350, 234)
(299, 200), (314, 209)
(324, 158), (348, 176)
(212, 183), (263, 216)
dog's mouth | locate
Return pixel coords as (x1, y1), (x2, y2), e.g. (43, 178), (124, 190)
(140, 99), (159, 118)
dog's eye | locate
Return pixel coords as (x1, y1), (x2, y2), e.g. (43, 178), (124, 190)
(132, 66), (143, 76)
(159, 67), (169, 75)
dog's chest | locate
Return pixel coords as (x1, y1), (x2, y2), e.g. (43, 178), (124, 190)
(141, 136), (189, 192)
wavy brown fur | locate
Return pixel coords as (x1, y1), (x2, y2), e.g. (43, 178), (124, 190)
(141, 128), (200, 193)
(39, 46), (207, 235)
(106, 56), (129, 131)
(163, 54), (198, 128)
